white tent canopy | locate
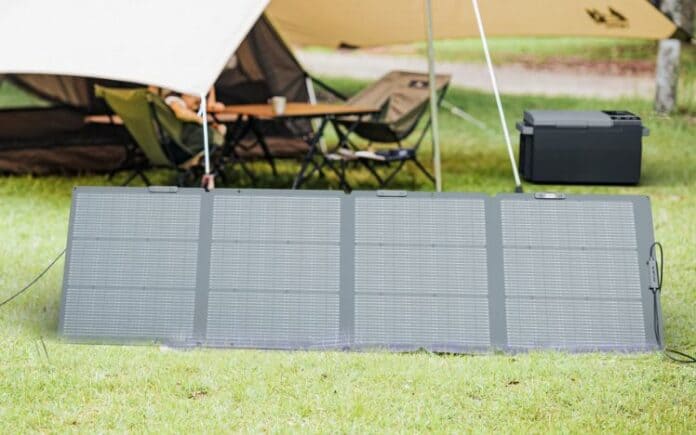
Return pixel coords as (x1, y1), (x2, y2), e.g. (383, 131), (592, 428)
(0, 0), (269, 95)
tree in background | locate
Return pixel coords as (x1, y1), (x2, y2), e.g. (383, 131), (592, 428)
(654, 0), (694, 114)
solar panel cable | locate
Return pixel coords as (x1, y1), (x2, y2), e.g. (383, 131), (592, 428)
(649, 242), (696, 364)
(0, 248), (65, 308)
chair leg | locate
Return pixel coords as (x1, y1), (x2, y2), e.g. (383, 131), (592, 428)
(359, 159), (384, 185)
(216, 166), (228, 185)
(138, 170), (152, 186)
(293, 150), (317, 189)
(338, 159), (351, 192)
(239, 160), (257, 184)
(120, 168), (150, 186)
(381, 161), (407, 187)
(322, 157), (352, 192)
(315, 162), (326, 179)
(411, 158), (435, 184)
(108, 142), (139, 182)
(249, 120), (277, 176)
(106, 168), (118, 182)
(121, 170), (140, 186)
(219, 145), (257, 185)
(176, 171), (186, 187)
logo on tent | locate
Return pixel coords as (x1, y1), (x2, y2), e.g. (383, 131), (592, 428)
(586, 7), (629, 28)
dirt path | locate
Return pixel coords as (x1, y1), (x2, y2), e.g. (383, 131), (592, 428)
(297, 50), (655, 99)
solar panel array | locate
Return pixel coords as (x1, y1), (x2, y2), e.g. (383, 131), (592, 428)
(59, 188), (660, 353)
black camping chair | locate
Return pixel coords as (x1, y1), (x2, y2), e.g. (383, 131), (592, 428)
(331, 71), (451, 187)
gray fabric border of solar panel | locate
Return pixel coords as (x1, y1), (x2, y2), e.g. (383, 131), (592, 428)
(59, 187), (662, 353)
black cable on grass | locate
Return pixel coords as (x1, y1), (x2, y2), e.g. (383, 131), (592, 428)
(0, 248), (65, 308)
(649, 242), (696, 364)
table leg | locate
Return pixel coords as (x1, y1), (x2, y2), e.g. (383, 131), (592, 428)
(331, 116), (385, 186)
(320, 154), (352, 192)
(218, 117), (257, 183)
(249, 117), (277, 176)
(293, 117), (329, 189)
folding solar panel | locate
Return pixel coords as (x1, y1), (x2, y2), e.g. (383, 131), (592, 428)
(60, 187), (201, 343)
(497, 194), (659, 352)
(59, 187), (662, 353)
(352, 192), (491, 352)
(206, 191), (344, 348)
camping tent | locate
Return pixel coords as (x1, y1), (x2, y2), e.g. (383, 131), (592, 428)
(0, 15), (314, 174)
(0, 0), (272, 178)
(0, 0), (689, 177)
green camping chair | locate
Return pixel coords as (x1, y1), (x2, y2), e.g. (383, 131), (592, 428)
(95, 85), (220, 186)
(331, 71), (451, 187)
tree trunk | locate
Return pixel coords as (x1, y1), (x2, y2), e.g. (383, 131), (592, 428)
(653, 0), (694, 114)
(655, 39), (681, 113)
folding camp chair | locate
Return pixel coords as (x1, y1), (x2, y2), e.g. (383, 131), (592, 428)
(332, 71), (451, 187)
(95, 86), (222, 186)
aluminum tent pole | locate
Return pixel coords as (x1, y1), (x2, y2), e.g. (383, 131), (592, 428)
(198, 92), (213, 190)
(425, 0), (442, 192)
(471, 0), (523, 192)
(198, 93), (211, 175)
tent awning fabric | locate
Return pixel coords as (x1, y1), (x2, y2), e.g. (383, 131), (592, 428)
(266, 0), (683, 48)
(0, 0), (269, 95)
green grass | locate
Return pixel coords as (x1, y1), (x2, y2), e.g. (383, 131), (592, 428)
(417, 37), (662, 63)
(1, 80), (695, 432)
(309, 37), (695, 64)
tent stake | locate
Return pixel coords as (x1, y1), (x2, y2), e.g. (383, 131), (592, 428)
(425, 0), (442, 192)
(471, 0), (523, 193)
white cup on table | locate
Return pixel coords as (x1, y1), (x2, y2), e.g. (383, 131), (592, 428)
(270, 96), (286, 115)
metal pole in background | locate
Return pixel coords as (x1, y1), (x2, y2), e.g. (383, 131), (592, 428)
(198, 92), (214, 190)
(425, 0), (442, 192)
(471, 0), (523, 192)
(198, 93), (211, 175)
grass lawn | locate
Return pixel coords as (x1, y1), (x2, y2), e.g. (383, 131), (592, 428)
(386, 37), (696, 71)
(410, 37), (663, 63)
(1, 80), (695, 432)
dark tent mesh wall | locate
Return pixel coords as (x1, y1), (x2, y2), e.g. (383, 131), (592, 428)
(0, 15), (315, 174)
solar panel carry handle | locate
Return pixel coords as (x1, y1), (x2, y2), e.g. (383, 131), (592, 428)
(376, 190), (408, 197)
(533, 192), (567, 200)
(148, 186), (179, 193)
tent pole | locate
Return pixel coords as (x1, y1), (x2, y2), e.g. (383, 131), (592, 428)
(198, 92), (213, 190)
(199, 93), (211, 175)
(425, 0), (442, 192)
(471, 0), (523, 193)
